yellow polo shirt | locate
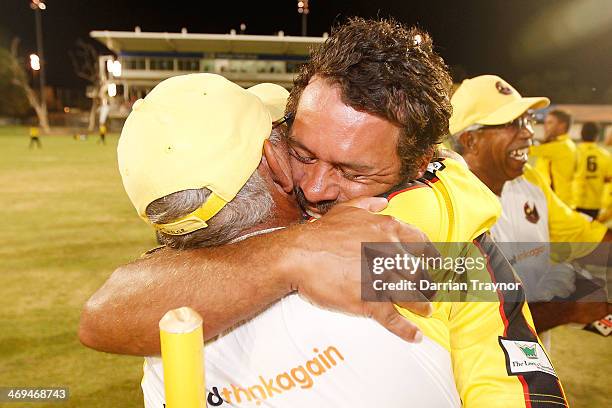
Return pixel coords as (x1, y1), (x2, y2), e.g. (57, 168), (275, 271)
(530, 134), (577, 206)
(382, 158), (567, 408)
(573, 142), (612, 210)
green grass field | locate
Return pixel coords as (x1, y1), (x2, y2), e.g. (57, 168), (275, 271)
(0, 127), (155, 407)
(0, 126), (610, 407)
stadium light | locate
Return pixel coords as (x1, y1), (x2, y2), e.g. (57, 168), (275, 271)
(30, 0), (47, 117)
(108, 83), (117, 97)
(297, 0), (309, 36)
(112, 60), (122, 77)
(30, 54), (41, 71)
(106, 59), (122, 77)
(30, 0), (46, 10)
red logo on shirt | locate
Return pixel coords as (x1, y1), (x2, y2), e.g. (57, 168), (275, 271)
(524, 202), (540, 224)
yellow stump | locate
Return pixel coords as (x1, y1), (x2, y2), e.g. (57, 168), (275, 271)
(159, 307), (206, 408)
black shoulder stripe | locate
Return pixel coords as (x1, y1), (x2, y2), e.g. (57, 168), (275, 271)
(474, 234), (568, 407)
(378, 159), (446, 199)
(378, 179), (427, 200)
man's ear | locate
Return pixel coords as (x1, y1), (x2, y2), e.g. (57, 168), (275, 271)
(458, 132), (477, 153)
(262, 139), (293, 193)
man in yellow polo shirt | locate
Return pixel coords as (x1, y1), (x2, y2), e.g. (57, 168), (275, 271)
(573, 122), (612, 219)
(530, 109), (576, 206)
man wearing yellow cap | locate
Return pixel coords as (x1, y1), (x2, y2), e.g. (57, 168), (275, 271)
(83, 20), (568, 407)
(530, 109), (576, 206)
(451, 74), (611, 332)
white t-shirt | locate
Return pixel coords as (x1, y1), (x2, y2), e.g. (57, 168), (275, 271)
(490, 176), (574, 302)
(141, 234), (460, 408)
(490, 174), (550, 257)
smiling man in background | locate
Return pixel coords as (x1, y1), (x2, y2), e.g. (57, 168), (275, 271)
(451, 74), (611, 335)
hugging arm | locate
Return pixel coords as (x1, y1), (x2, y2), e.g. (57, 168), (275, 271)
(79, 202), (433, 356)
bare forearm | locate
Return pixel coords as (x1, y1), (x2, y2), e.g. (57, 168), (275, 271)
(80, 202), (436, 356)
(79, 231), (296, 356)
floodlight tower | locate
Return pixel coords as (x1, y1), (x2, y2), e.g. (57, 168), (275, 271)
(30, 0), (47, 116)
(297, 0), (309, 36)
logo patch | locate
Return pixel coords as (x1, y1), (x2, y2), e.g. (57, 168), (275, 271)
(524, 202), (540, 224)
(495, 81), (512, 95)
(517, 343), (538, 359)
(426, 160), (446, 174)
(499, 338), (557, 377)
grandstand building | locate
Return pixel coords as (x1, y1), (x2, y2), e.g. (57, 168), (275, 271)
(90, 29), (326, 120)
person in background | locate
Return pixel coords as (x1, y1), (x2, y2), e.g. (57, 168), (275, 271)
(605, 129), (612, 147)
(29, 126), (41, 149)
(599, 130), (612, 222)
(573, 122), (611, 219)
(450, 75), (611, 337)
(98, 123), (107, 145)
(530, 109), (576, 206)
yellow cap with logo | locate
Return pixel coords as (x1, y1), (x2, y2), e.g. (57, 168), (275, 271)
(117, 73), (289, 235)
(449, 75), (550, 135)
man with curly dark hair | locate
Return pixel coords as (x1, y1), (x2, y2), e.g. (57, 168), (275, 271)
(283, 18), (454, 216)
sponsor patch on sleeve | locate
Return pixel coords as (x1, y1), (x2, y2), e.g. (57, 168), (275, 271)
(498, 337), (557, 378)
(426, 160), (446, 174)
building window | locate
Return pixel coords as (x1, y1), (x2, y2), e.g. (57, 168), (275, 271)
(123, 58), (145, 70)
(201, 60), (214, 72)
(177, 58), (200, 71)
(149, 58), (174, 71)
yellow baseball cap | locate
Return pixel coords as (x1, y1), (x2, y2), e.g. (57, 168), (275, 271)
(449, 75), (550, 135)
(117, 73), (289, 235)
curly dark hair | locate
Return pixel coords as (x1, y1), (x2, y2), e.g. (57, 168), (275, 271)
(286, 17), (453, 178)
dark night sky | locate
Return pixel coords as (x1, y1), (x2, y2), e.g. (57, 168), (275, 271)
(1, 0), (611, 102)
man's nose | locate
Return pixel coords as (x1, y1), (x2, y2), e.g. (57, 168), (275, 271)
(299, 162), (341, 204)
